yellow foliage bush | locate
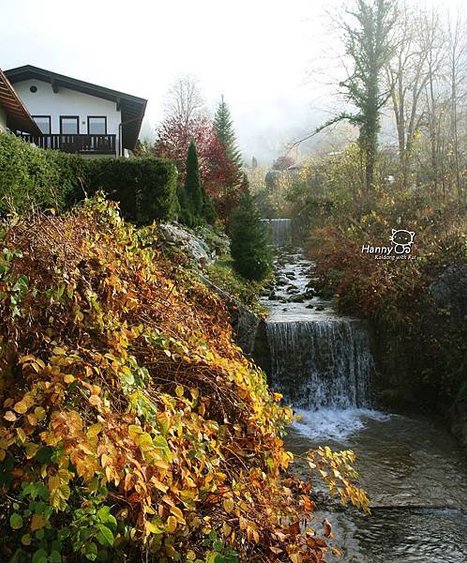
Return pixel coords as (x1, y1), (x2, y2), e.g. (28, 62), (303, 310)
(0, 197), (366, 562)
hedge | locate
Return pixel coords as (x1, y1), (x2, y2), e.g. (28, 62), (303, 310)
(0, 133), (85, 214)
(0, 133), (179, 224)
(86, 157), (179, 224)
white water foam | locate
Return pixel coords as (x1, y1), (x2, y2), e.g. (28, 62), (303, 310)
(294, 407), (390, 442)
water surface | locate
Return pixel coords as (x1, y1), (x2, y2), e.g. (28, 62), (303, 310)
(262, 247), (467, 562)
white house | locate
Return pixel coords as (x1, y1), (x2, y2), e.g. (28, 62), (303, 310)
(0, 68), (40, 135)
(5, 65), (147, 157)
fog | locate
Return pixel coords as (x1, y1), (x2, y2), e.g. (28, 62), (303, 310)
(1, 0), (463, 165)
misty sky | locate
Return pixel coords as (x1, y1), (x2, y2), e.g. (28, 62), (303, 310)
(1, 0), (463, 164)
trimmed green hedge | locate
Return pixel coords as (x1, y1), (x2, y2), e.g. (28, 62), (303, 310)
(0, 133), (85, 214)
(86, 157), (179, 224)
(0, 134), (179, 224)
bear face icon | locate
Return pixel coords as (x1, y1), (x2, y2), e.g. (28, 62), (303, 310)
(390, 229), (415, 254)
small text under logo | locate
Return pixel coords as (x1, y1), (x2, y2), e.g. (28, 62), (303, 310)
(362, 229), (416, 260)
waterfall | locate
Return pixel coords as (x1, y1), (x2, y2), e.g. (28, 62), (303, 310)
(263, 218), (292, 246)
(266, 319), (372, 410)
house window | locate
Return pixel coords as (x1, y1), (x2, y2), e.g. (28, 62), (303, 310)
(33, 116), (51, 134)
(88, 116), (107, 135)
(60, 116), (79, 135)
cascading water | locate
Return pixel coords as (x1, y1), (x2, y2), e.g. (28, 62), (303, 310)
(259, 247), (467, 562)
(267, 319), (372, 410)
(256, 247), (384, 440)
(262, 218), (292, 246)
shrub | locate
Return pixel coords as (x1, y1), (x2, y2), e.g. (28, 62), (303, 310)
(230, 190), (272, 281)
(206, 258), (266, 312)
(0, 198), (368, 562)
(0, 134), (179, 225)
(0, 133), (85, 214)
(86, 156), (179, 224)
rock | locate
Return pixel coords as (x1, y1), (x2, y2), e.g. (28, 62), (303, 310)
(158, 223), (214, 266)
(197, 273), (260, 356)
(276, 276), (289, 286)
(252, 320), (271, 374)
(285, 272), (296, 279)
(286, 285), (299, 294)
(315, 304), (325, 311)
(451, 398), (467, 450)
(288, 294), (305, 303)
(268, 292), (277, 300)
(306, 304), (314, 309)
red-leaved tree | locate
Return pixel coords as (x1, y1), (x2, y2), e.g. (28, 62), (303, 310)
(154, 78), (245, 222)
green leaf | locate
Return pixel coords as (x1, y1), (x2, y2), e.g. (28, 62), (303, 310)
(96, 506), (117, 529)
(153, 435), (172, 461)
(35, 446), (54, 464)
(10, 513), (23, 529)
(97, 524), (114, 547)
(49, 550), (62, 562)
(97, 506), (110, 519)
(32, 549), (48, 563)
(57, 528), (70, 541)
(84, 541), (98, 561)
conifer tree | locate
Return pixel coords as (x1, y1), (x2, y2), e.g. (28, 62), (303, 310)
(230, 182), (272, 282)
(184, 140), (203, 217)
(214, 96), (243, 171)
(179, 140), (216, 226)
(202, 188), (217, 225)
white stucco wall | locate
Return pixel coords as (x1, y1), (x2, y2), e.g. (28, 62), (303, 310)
(0, 105), (7, 132)
(12, 79), (122, 152)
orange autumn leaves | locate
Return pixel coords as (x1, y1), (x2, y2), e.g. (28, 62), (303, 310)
(0, 198), (366, 562)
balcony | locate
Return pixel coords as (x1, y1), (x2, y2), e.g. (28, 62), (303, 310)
(17, 133), (117, 155)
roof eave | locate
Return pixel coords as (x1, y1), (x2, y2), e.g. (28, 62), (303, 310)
(0, 69), (41, 135)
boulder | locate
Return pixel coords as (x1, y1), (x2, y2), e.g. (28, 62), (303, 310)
(288, 294), (305, 303)
(286, 285), (299, 294)
(275, 276), (289, 286)
(158, 223), (214, 266)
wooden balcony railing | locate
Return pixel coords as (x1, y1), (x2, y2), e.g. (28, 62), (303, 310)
(18, 133), (117, 155)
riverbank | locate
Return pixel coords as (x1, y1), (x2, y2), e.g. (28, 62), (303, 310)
(0, 201), (335, 562)
(255, 245), (467, 562)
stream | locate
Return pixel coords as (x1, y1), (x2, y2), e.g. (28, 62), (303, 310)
(257, 225), (467, 562)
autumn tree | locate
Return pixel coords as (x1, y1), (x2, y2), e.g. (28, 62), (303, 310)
(206, 97), (245, 221)
(446, 12), (466, 203)
(385, 2), (432, 189)
(154, 76), (214, 181)
(155, 82), (245, 222)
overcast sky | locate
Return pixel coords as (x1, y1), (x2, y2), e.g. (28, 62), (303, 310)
(1, 0), (463, 164)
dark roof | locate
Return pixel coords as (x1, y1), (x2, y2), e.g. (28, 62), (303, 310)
(5, 65), (147, 150)
(0, 69), (41, 135)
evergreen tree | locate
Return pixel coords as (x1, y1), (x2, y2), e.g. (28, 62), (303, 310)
(201, 188), (217, 225)
(214, 96), (243, 171)
(179, 140), (216, 227)
(230, 185), (272, 282)
(184, 140), (203, 217)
